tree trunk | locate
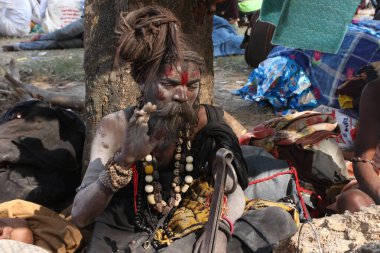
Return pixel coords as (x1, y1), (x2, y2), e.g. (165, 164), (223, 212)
(83, 0), (215, 171)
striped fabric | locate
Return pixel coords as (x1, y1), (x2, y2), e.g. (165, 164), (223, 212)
(0, 240), (48, 253)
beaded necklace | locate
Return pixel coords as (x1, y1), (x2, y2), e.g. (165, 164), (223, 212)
(142, 123), (193, 215)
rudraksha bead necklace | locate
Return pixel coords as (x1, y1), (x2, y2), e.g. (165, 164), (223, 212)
(143, 124), (193, 215)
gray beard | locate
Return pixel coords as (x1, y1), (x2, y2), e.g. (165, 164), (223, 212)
(148, 101), (198, 150)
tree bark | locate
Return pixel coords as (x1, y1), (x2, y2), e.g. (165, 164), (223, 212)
(83, 0), (215, 171)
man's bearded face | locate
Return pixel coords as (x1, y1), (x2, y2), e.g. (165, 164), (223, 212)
(144, 61), (201, 149)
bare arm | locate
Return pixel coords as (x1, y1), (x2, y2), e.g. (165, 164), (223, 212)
(71, 111), (127, 228)
(223, 111), (247, 138)
(354, 80), (380, 203)
(72, 103), (159, 228)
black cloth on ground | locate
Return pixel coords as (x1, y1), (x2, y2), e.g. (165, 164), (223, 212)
(0, 100), (85, 211)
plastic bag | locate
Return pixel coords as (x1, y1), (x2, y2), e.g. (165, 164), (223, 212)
(314, 105), (358, 150)
(41, 0), (82, 32)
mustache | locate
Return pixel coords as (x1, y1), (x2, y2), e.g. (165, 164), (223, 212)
(147, 101), (198, 141)
(154, 101), (195, 118)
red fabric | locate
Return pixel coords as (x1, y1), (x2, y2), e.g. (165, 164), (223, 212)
(222, 215), (234, 234)
(289, 166), (309, 220)
(132, 164), (138, 214)
(248, 170), (294, 185)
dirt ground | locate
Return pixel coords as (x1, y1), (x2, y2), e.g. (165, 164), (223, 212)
(274, 205), (380, 253)
(2, 36), (380, 253)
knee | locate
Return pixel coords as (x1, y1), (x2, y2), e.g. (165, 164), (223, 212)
(336, 189), (374, 213)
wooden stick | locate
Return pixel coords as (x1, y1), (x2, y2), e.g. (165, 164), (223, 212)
(0, 89), (11, 95)
(4, 71), (84, 110)
(9, 58), (20, 81)
(2, 68), (32, 100)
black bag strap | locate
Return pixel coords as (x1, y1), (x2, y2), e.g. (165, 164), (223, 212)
(203, 104), (224, 123)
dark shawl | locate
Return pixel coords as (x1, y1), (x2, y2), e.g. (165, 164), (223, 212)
(192, 122), (248, 190)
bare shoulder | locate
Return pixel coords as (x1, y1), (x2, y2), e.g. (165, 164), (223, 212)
(91, 108), (134, 156)
(360, 79), (380, 119)
(362, 79), (380, 101)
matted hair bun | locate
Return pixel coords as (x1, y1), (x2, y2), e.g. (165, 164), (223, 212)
(114, 6), (184, 85)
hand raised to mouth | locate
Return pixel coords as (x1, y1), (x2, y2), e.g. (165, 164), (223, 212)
(115, 102), (162, 166)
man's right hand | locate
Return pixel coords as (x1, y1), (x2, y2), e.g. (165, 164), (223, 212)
(115, 102), (160, 165)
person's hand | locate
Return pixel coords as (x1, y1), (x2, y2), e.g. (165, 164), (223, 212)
(0, 226), (13, 240)
(115, 102), (160, 165)
(30, 34), (42, 41)
(0, 219), (34, 244)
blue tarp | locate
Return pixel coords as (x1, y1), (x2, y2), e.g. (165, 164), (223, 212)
(234, 56), (319, 114)
(235, 20), (380, 112)
(268, 20), (380, 107)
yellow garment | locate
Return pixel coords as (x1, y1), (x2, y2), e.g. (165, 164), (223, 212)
(154, 180), (300, 247)
(338, 94), (354, 109)
(245, 198), (300, 226)
(155, 178), (214, 246)
(0, 200), (82, 253)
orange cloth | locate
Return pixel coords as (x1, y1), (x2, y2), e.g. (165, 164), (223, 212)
(0, 200), (82, 253)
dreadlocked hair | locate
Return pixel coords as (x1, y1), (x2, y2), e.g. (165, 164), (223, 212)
(183, 50), (205, 74)
(114, 6), (184, 85)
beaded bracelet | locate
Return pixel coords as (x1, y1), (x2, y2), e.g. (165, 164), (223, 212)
(351, 156), (375, 166)
(98, 170), (119, 192)
(98, 157), (133, 192)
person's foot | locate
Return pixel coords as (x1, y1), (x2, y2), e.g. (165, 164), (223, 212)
(2, 43), (21, 52)
(2, 45), (18, 52)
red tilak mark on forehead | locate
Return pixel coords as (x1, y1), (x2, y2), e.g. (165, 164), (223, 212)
(164, 65), (173, 77)
(181, 71), (188, 86)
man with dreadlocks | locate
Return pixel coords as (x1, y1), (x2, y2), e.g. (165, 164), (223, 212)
(71, 6), (249, 253)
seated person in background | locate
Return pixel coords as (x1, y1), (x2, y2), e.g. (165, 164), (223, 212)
(238, 0), (263, 24)
(215, 0), (240, 26)
(71, 5), (249, 253)
(0, 0), (32, 37)
(335, 78), (380, 213)
(2, 18), (83, 51)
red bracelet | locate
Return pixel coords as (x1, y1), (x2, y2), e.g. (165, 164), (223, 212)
(222, 215), (234, 234)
